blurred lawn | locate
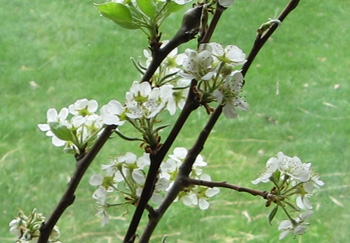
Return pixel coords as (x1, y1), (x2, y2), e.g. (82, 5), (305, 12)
(1, 0), (350, 242)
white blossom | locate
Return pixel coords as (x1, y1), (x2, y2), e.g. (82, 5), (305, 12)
(251, 156), (279, 184)
(180, 48), (215, 80)
(277, 152), (311, 182)
(296, 194), (313, 210)
(214, 71), (249, 119)
(125, 81), (166, 119)
(278, 211), (314, 240)
(37, 108), (69, 147)
(100, 100), (125, 125)
(68, 98), (98, 116)
(205, 42), (246, 65)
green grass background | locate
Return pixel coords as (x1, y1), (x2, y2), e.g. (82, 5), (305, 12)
(1, 0), (350, 242)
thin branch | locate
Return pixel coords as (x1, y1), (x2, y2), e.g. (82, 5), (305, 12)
(199, 3), (226, 44)
(186, 178), (269, 199)
(242, 0), (300, 77)
(38, 125), (116, 243)
(141, 5), (203, 82)
(123, 80), (200, 243)
(138, 1), (301, 241)
(139, 105), (224, 243)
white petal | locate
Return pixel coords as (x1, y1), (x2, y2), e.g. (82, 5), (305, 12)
(206, 187), (220, 197)
(87, 100), (98, 113)
(173, 147), (187, 160)
(294, 225), (307, 235)
(223, 102), (238, 119)
(132, 170), (146, 185)
(51, 136), (66, 147)
(90, 174), (104, 186)
(225, 45), (246, 64)
(47, 108), (58, 122)
(199, 198), (210, 210)
(38, 124), (50, 132)
(278, 220), (293, 230)
(279, 230), (290, 240)
(299, 210), (314, 221)
(296, 196), (306, 210)
(151, 193), (163, 204)
(119, 152), (137, 164)
(137, 153), (151, 169)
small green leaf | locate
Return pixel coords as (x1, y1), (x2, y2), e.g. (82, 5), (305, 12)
(94, 2), (139, 29)
(268, 205), (279, 226)
(137, 0), (157, 18)
(49, 122), (73, 141)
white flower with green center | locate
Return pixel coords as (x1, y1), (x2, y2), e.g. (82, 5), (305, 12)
(214, 71), (249, 119)
(125, 81), (166, 119)
(180, 48), (215, 80)
(205, 42), (246, 65)
(69, 98), (98, 116)
(37, 107), (69, 147)
(100, 100), (125, 125)
(252, 156), (279, 184)
(278, 211), (314, 240)
(277, 152), (311, 182)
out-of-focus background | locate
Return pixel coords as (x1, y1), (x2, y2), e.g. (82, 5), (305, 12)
(1, 0), (349, 242)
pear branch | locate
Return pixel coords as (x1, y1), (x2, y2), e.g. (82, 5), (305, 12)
(242, 0), (300, 76)
(186, 178), (269, 199)
(38, 125), (116, 243)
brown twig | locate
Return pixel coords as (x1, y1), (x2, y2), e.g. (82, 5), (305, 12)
(242, 0), (300, 77)
(186, 178), (269, 199)
(38, 125), (116, 243)
(139, 105), (224, 242)
(138, 0), (301, 241)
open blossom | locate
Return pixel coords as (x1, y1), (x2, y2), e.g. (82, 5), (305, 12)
(38, 99), (108, 154)
(278, 211), (314, 240)
(213, 71), (249, 119)
(179, 174), (220, 210)
(68, 98), (98, 116)
(100, 100), (125, 125)
(277, 152), (311, 182)
(205, 42), (246, 66)
(180, 47), (215, 80)
(125, 81), (166, 119)
(251, 155), (279, 184)
(38, 108), (69, 147)
(252, 152), (318, 185)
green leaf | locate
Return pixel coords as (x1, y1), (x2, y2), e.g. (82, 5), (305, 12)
(137, 0), (157, 18)
(268, 205), (279, 226)
(49, 122), (73, 141)
(94, 2), (140, 29)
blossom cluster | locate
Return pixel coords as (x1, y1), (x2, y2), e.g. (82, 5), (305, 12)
(142, 41), (249, 118)
(252, 152), (324, 240)
(89, 147), (220, 225)
(9, 209), (61, 243)
(178, 42), (248, 118)
(38, 83), (186, 153)
(38, 99), (112, 155)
